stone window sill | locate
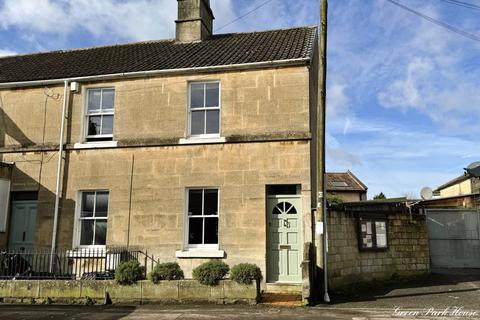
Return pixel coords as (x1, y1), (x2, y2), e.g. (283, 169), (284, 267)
(178, 137), (226, 145)
(175, 249), (225, 258)
(74, 141), (118, 149)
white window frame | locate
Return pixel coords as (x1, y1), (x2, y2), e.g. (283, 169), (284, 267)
(187, 81), (221, 139)
(73, 190), (110, 249)
(84, 88), (115, 142)
(184, 187), (220, 249)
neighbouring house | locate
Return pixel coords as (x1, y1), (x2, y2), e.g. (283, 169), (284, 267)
(435, 173), (480, 198)
(327, 199), (429, 290)
(326, 171), (367, 202)
(0, 0), (325, 300)
(420, 193), (478, 209)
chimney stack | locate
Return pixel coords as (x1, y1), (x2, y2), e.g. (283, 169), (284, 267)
(176, 0), (215, 42)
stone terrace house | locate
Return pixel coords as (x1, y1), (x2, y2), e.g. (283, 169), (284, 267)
(0, 0), (325, 297)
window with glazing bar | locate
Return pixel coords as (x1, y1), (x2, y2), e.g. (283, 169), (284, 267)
(186, 188), (219, 247)
(78, 191), (109, 247)
(85, 88), (115, 142)
(188, 82), (220, 137)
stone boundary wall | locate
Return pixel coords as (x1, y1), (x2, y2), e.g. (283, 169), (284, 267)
(328, 210), (429, 290)
(0, 280), (259, 305)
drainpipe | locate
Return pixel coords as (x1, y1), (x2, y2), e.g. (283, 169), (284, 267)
(319, 0), (330, 303)
(50, 80), (69, 272)
(322, 177), (330, 302)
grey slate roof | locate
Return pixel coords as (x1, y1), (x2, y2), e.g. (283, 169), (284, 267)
(0, 26), (317, 84)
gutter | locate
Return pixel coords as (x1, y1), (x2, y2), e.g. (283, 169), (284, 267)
(0, 58), (310, 89)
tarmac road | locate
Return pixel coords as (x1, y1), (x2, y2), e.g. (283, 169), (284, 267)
(0, 304), (478, 320)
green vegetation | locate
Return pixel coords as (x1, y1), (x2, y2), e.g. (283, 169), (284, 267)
(192, 260), (229, 286)
(373, 192), (386, 200)
(115, 260), (143, 285)
(149, 262), (185, 283)
(327, 194), (344, 205)
(230, 263), (262, 285)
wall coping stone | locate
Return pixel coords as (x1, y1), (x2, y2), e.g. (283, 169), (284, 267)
(0, 279), (259, 305)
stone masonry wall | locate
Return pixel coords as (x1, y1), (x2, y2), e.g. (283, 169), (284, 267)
(0, 65), (314, 282)
(2, 140), (312, 280)
(0, 66), (310, 148)
(328, 210), (429, 290)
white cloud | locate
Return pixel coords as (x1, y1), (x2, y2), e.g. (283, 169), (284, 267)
(378, 57), (433, 110)
(327, 0), (480, 135)
(0, 0), (178, 41)
(0, 0), (72, 33)
(327, 83), (349, 118)
(372, 1), (480, 132)
(327, 145), (362, 167)
(0, 49), (17, 57)
(0, 0), (316, 44)
(327, 115), (479, 197)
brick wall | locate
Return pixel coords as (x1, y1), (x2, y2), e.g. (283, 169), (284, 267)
(327, 210), (429, 290)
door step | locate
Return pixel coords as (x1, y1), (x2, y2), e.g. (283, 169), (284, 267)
(265, 283), (302, 294)
(261, 293), (302, 306)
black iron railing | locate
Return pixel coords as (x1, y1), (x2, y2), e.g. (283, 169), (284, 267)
(0, 247), (158, 280)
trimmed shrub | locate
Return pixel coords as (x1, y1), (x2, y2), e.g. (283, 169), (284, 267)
(192, 260), (229, 286)
(115, 260), (143, 285)
(230, 263), (262, 285)
(149, 262), (184, 283)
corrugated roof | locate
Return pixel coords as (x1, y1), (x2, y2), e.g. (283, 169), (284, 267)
(326, 171), (368, 192)
(0, 26), (317, 84)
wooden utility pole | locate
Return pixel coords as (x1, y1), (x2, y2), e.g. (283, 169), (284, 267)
(318, 0), (330, 303)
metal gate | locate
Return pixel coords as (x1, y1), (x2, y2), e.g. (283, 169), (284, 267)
(426, 209), (480, 268)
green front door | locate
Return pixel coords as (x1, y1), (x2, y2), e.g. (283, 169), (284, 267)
(267, 195), (302, 283)
(8, 201), (37, 252)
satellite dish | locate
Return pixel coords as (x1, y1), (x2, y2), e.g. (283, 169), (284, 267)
(465, 162), (480, 178)
(420, 187), (433, 200)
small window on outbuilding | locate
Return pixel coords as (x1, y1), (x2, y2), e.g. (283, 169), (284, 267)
(357, 214), (388, 251)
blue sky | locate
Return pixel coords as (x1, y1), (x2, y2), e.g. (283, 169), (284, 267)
(0, 0), (478, 198)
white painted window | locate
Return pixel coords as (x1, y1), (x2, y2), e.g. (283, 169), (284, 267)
(186, 188), (219, 247)
(0, 179), (10, 232)
(188, 82), (220, 137)
(76, 191), (109, 247)
(85, 88), (115, 142)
